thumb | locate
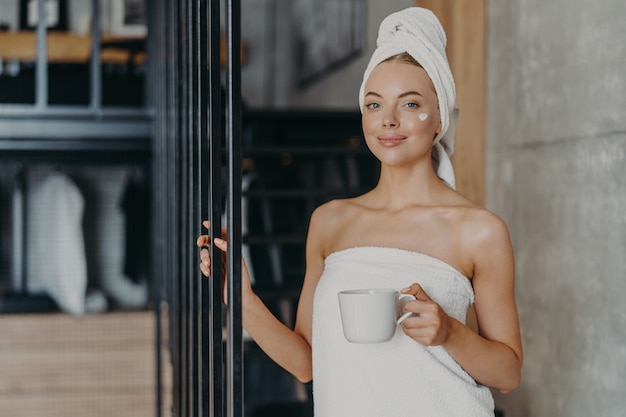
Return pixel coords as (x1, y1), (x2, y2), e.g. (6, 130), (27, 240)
(213, 237), (228, 252)
(402, 283), (431, 301)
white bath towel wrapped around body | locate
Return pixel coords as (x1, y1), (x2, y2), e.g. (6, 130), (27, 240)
(312, 246), (494, 416)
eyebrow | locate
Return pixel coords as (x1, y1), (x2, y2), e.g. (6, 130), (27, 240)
(365, 90), (424, 98)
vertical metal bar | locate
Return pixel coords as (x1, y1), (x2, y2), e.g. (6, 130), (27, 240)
(89, 0), (102, 110)
(226, 0), (244, 415)
(180, 0), (195, 417)
(200, 0), (222, 415)
(192, 0), (204, 413)
(181, 0), (192, 414)
(187, 0), (194, 411)
(148, 0), (164, 414)
(207, 0), (224, 414)
(168, 1), (182, 415)
(195, 1), (205, 413)
(189, 0), (202, 415)
(35, 0), (47, 108)
(174, 2), (186, 415)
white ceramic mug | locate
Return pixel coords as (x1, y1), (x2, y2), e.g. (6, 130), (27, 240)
(337, 288), (416, 343)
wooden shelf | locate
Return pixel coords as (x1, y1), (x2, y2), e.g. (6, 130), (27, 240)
(0, 32), (146, 65)
(0, 31), (245, 66)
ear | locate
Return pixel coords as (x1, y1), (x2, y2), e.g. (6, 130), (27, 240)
(435, 121), (442, 135)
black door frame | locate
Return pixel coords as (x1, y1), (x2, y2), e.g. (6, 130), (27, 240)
(151, 0), (243, 415)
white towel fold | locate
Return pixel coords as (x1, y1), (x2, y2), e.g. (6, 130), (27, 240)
(358, 7), (458, 189)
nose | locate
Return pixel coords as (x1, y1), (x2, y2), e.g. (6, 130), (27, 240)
(382, 108), (398, 128)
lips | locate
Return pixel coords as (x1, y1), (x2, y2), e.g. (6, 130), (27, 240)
(377, 134), (407, 147)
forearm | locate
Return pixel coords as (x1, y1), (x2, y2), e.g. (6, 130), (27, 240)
(242, 293), (313, 383)
(443, 319), (522, 393)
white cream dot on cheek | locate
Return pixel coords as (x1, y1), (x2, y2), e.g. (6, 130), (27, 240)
(418, 113), (428, 121)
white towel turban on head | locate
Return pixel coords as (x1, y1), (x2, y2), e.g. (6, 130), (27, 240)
(359, 7), (459, 189)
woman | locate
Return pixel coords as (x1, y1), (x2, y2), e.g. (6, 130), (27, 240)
(198, 7), (522, 416)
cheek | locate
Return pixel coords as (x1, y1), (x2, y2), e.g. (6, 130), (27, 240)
(407, 116), (431, 133)
(361, 117), (382, 151)
(417, 113), (441, 135)
(361, 114), (377, 136)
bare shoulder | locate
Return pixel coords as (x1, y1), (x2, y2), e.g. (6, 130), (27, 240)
(460, 206), (512, 250)
(311, 197), (368, 224)
(308, 198), (364, 257)
(311, 198), (347, 219)
(437, 188), (512, 250)
(456, 205), (514, 282)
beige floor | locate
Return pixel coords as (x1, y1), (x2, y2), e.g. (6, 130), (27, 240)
(0, 310), (171, 417)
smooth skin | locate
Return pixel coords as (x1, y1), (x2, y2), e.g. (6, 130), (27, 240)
(198, 59), (523, 393)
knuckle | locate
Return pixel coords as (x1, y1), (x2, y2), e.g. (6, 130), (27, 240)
(425, 303), (438, 314)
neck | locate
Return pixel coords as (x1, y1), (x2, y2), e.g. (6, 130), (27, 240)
(371, 164), (448, 210)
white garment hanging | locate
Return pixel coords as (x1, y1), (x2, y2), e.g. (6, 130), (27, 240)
(26, 171), (87, 315)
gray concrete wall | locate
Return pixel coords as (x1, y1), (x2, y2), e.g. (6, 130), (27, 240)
(485, 1), (626, 416)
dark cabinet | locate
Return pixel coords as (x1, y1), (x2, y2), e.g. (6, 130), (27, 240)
(242, 110), (377, 297)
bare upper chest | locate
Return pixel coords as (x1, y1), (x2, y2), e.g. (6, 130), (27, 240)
(325, 204), (475, 278)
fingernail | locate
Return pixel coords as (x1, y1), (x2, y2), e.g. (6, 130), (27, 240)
(214, 238), (224, 244)
(204, 260), (209, 266)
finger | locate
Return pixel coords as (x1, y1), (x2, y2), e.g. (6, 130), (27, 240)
(199, 251), (212, 278)
(402, 325), (439, 345)
(214, 237), (228, 252)
(402, 283), (431, 302)
(199, 259), (211, 276)
(202, 220), (228, 239)
(199, 248), (210, 262)
(197, 235), (210, 247)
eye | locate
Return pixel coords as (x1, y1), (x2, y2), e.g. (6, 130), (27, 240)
(405, 102), (419, 109)
(366, 102), (380, 110)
